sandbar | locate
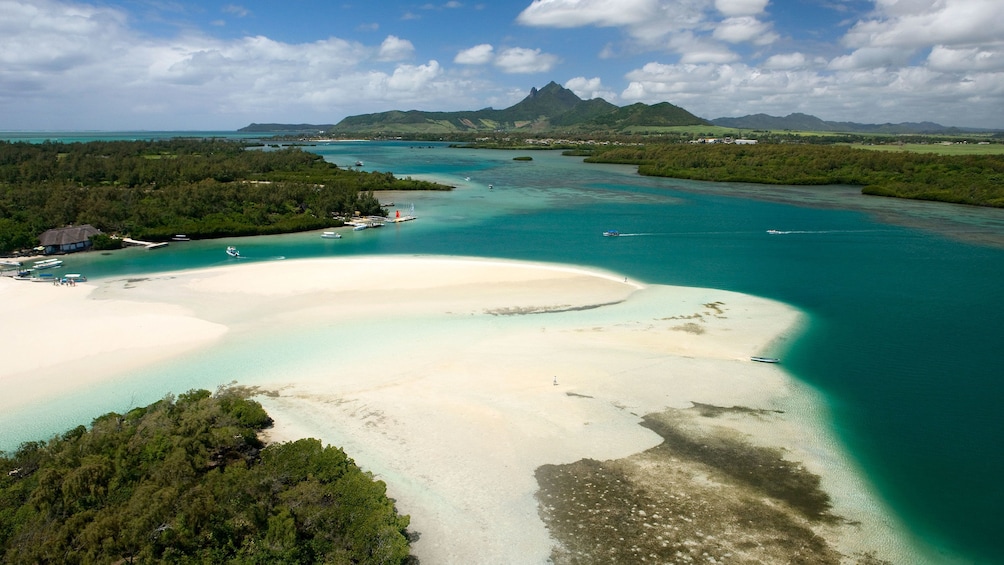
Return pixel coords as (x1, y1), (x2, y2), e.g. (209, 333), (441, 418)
(0, 256), (918, 563)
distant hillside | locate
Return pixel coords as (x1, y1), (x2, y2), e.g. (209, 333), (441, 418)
(238, 123), (335, 133)
(710, 113), (986, 134)
(325, 82), (707, 134)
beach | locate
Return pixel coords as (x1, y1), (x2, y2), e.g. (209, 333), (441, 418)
(0, 256), (916, 563)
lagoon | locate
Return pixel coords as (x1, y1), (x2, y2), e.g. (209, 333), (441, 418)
(3, 136), (1003, 562)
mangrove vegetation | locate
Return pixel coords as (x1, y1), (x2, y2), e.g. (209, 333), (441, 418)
(0, 139), (450, 255)
(583, 142), (1004, 208)
(0, 387), (412, 564)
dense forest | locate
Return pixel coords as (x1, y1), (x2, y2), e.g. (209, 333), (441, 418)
(0, 139), (450, 255)
(0, 387), (412, 564)
(584, 143), (1004, 207)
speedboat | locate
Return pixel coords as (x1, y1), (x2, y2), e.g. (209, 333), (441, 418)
(33, 258), (63, 269)
(603, 230), (620, 237)
(226, 246), (241, 258)
(321, 231), (342, 239)
(766, 229), (786, 235)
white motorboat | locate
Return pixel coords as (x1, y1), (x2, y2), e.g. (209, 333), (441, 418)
(226, 246), (241, 258)
(321, 231), (342, 239)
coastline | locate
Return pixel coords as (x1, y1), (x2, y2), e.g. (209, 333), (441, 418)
(0, 256), (919, 563)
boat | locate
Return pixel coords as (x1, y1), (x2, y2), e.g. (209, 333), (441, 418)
(750, 356), (780, 363)
(352, 224), (368, 231)
(603, 230), (620, 237)
(488, 184), (493, 190)
(766, 229), (786, 235)
(226, 246), (241, 258)
(355, 160), (364, 167)
(321, 231), (342, 239)
(64, 273), (87, 282)
(172, 234), (191, 241)
(32, 258), (63, 269)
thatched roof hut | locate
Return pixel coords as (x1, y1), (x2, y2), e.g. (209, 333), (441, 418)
(37, 224), (101, 254)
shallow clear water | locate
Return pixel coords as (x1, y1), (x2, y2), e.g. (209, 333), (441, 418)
(4, 137), (1004, 563)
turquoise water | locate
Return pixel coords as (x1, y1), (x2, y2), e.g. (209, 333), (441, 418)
(4, 137), (1004, 562)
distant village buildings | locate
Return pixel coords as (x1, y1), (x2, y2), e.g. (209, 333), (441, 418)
(690, 137), (758, 145)
(37, 224), (101, 255)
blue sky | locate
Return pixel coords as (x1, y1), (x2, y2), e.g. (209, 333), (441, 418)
(2, 0), (1002, 130)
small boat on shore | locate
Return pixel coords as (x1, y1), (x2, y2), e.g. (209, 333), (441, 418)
(321, 231), (342, 239)
(172, 234), (191, 241)
(750, 356), (780, 363)
(603, 230), (620, 237)
(226, 246), (241, 258)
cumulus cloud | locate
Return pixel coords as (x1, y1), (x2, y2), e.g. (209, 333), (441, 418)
(763, 52), (807, 70)
(455, 43), (495, 65)
(843, 0), (1004, 49)
(927, 45), (1004, 73)
(516, 0), (659, 28)
(713, 16), (777, 45)
(494, 47), (559, 73)
(565, 76), (618, 101)
(377, 35), (415, 61)
(619, 57), (1004, 128)
(0, 0), (467, 129)
(714, 0), (769, 17)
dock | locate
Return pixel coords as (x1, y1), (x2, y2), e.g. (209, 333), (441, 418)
(121, 237), (169, 250)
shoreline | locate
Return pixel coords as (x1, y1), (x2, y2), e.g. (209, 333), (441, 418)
(0, 256), (922, 563)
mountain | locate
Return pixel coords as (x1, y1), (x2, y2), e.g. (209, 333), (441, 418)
(710, 113), (982, 134)
(238, 123), (335, 133)
(325, 82), (708, 134)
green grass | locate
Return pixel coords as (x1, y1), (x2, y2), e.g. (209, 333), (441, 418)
(846, 142), (1004, 155)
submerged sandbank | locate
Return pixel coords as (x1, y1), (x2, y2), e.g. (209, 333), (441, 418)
(0, 256), (918, 563)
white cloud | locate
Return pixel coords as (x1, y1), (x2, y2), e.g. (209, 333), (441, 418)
(494, 47), (559, 73)
(565, 76), (619, 101)
(714, 0), (769, 17)
(667, 32), (739, 64)
(843, 0), (1004, 49)
(377, 35), (415, 61)
(927, 45), (1004, 73)
(828, 46), (912, 71)
(713, 16), (777, 45)
(763, 52), (807, 70)
(222, 4), (249, 18)
(620, 58), (1004, 128)
(455, 43), (495, 65)
(516, 0), (659, 28)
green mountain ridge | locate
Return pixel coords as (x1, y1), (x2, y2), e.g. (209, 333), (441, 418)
(325, 81), (708, 134)
(710, 112), (999, 134)
(240, 82), (1000, 135)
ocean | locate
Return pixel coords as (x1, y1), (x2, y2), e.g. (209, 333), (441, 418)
(3, 134), (1003, 563)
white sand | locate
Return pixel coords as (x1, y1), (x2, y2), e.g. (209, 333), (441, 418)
(0, 256), (916, 563)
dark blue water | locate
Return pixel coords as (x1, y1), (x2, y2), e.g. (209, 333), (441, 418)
(7, 138), (1004, 562)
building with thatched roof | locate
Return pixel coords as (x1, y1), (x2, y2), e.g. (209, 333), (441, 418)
(37, 225), (101, 255)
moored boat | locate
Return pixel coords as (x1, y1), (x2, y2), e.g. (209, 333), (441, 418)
(321, 231), (342, 239)
(33, 258), (63, 269)
(750, 356), (780, 363)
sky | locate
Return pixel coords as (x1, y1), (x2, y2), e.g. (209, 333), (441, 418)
(2, 0), (1002, 131)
